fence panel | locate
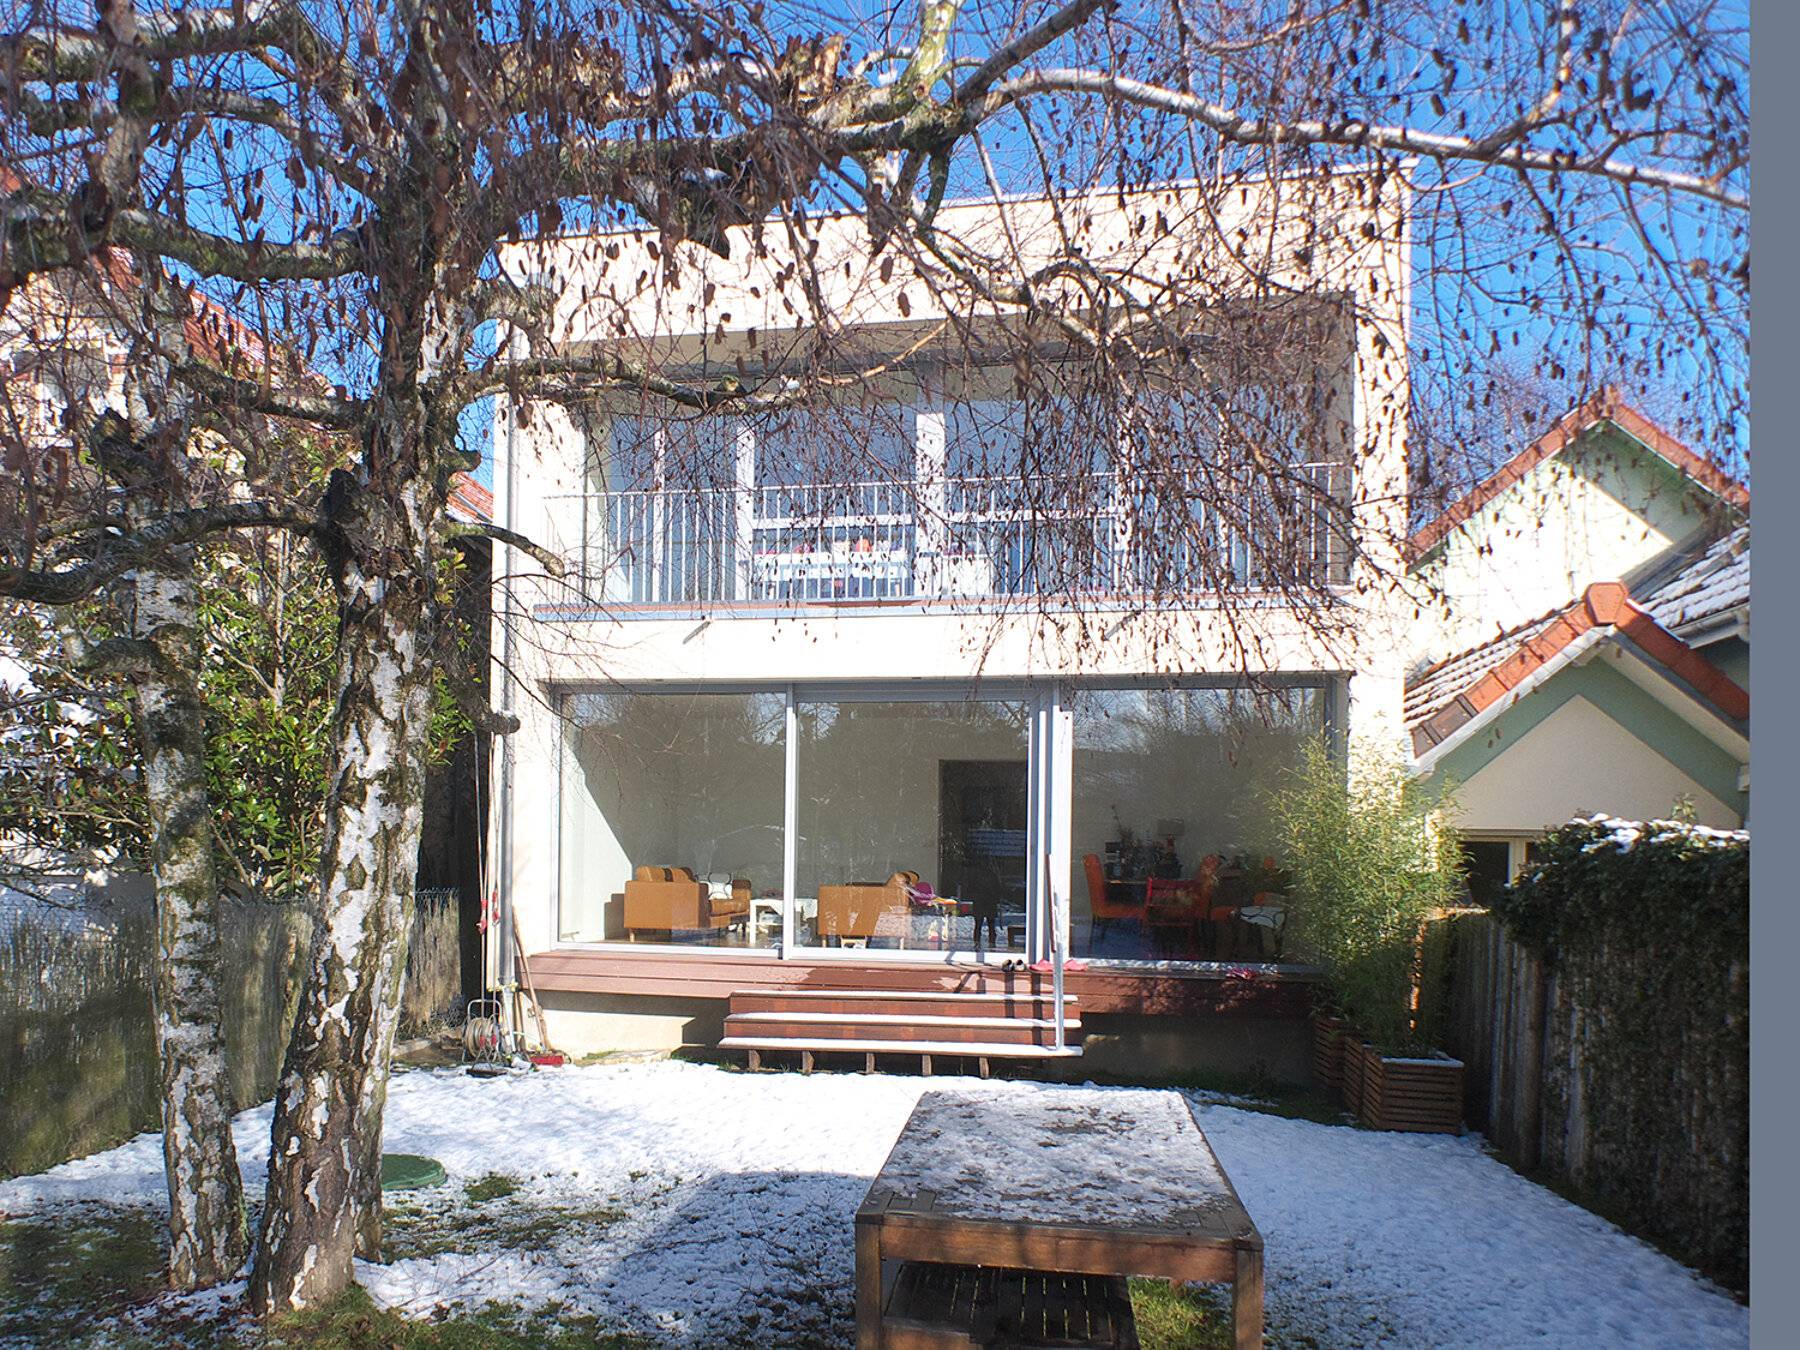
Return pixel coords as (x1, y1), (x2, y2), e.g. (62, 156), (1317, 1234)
(1441, 910), (1747, 1293)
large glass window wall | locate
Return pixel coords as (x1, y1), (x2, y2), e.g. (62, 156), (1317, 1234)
(1068, 684), (1328, 962)
(560, 691), (785, 945)
(556, 680), (1330, 962)
(796, 697), (1029, 953)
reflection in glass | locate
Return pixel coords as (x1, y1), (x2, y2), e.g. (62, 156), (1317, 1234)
(796, 699), (1029, 952)
(559, 692), (785, 945)
(1069, 685), (1325, 961)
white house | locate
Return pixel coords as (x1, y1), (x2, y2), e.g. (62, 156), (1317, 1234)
(1405, 396), (1749, 898)
(483, 172), (1424, 1071)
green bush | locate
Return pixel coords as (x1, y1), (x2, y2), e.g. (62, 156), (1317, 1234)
(1265, 741), (1460, 1049)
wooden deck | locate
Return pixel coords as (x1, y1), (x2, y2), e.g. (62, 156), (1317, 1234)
(523, 948), (1320, 1019)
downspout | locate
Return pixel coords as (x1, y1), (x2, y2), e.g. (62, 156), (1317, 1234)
(495, 356), (520, 995)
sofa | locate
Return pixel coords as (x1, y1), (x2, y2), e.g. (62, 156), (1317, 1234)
(816, 870), (922, 942)
(623, 866), (751, 940)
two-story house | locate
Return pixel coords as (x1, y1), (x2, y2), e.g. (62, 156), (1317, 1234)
(486, 172), (1416, 1075)
(1404, 395), (1749, 900)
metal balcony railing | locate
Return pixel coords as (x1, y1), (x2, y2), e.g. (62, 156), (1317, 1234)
(546, 464), (1352, 608)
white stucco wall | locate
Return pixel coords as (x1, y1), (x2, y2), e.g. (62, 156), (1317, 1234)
(1452, 695), (1740, 833)
(488, 172), (1417, 991)
(1411, 434), (1722, 670)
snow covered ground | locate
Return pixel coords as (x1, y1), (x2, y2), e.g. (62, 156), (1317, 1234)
(0, 1058), (1748, 1348)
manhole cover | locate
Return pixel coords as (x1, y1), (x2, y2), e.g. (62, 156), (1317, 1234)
(381, 1153), (446, 1191)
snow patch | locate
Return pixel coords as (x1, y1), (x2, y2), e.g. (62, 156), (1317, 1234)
(0, 1060), (1747, 1349)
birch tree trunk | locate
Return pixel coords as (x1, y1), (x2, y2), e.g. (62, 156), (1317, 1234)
(250, 456), (438, 1312)
(132, 546), (250, 1287)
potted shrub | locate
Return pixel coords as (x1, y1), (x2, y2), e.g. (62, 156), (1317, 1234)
(1267, 741), (1466, 1131)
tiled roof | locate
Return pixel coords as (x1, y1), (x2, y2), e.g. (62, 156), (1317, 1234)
(1406, 582), (1749, 760)
(1408, 391), (1749, 562)
(1404, 609), (1566, 732)
(449, 473), (493, 524)
(1640, 525), (1749, 640)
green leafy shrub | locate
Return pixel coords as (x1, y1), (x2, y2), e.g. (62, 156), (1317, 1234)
(1265, 741), (1461, 1049)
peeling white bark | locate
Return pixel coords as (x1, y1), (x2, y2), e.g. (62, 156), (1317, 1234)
(133, 548), (249, 1289)
(251, 457), (437, 1313)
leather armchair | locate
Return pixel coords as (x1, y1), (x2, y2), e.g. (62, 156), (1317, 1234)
(816, 870), (920, 942)
(623, 866), (751, 939)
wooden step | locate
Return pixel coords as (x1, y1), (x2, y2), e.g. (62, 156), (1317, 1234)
(720, 1036), (1084, 1057)
(724, 984), (1084, 1073)
(725, 1010), (1082, 1032)
(729, 989), (1077, 1020)
(724, 1013), (1077, 1047)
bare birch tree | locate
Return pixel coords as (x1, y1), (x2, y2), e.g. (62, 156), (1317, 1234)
(1, 0), (1745, 1314)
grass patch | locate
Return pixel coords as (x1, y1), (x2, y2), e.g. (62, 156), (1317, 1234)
(1130, 1279), (1324, 1350)
(462, 1174), (520, 1205)
(267, 1287), (652, 1350)
(1130, 1278), (1236, 1350)
(381, 1190), (625, 1262)
(0, 1208), (652, 1350)
(0, 1205), (172, 1347)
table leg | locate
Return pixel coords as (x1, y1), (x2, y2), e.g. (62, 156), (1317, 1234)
(1233, 1245), (1264, 1350)
(855, 1217), (883, 1350)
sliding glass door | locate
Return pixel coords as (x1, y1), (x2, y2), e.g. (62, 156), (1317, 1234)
(792, 695), (1030, 954)
(1066, 684), (1329, 960)
(559, 691), (785, 945)
(556, 679), (1329, 962)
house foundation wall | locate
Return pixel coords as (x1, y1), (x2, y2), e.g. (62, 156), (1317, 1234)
(539, 992), (725, 1056)
(1062, 1014), (1314, 1086)
(534, 989), (1313, 1085)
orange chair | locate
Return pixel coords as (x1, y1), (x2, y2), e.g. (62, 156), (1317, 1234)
(1083, 854), (1145, 944)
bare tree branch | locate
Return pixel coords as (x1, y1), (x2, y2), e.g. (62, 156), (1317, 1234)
(984, 68), (1747, 208)
(439, 519), (566, 578)
(3, 502), (328, 605)
(174, 363), (367, 427)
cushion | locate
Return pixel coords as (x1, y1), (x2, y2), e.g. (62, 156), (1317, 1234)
(705, 871), (735, 902)
(633, 866), (695, 883)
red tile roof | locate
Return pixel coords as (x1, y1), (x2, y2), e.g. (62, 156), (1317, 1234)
(1408, 391), (1749, 562)
(449, 473), (493, 523)
(1406, 581), (1749, 759)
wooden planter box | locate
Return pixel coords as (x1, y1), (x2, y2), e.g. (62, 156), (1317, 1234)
(1353, 1045), (1465, 1134)
(1311, 1014), (1357, 1100)
(1341, 1034), (1367, 1117)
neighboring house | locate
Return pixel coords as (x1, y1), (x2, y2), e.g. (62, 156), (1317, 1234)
(1407, 394), (1746, 667)
(1405, 399), (1748, 898)
(486, 173), (1413, 1072)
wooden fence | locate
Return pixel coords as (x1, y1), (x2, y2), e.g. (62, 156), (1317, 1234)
(1433, 911), (1748, 1294)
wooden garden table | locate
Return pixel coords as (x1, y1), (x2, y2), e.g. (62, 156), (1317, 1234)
(855, 1086), (1264, 1350)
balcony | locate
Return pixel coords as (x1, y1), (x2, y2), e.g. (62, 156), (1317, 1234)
(547, 465), (1352, 609)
